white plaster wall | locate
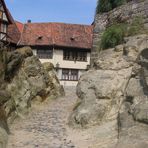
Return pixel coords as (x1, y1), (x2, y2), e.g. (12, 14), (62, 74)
(3, 13), (8, 21)
(60, 80), (78, 87)
(33, 48), (90, 86)
(33, 49), (90, 70)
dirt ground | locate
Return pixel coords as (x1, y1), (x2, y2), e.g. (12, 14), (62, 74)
(8, 87), (117, 148)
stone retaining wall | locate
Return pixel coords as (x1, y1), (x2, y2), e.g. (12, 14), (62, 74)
(91, 0), (148, 66)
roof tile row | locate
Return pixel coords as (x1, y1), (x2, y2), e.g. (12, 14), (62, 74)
(19, 22), (93, 49)
(8, 22), (93, 49)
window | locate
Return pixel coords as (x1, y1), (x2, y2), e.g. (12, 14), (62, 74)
(71, 69), (78, 81)
(62, 69), (78, 81)
(63, 51), (70, 60)
(62, 69), (69, 80)
(1, 23), (7, 33)
(0, 23), (7, 40)
(63, 50), (87, 62)
(78, 52), (87, 61)
(37, 49), (53, 59)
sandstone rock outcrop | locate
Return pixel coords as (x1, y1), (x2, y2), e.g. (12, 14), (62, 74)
(0, 46), (64, 148)
(0, 49), (9, 148)
(91, 0), (148, 64)
(70, 35), (148, 147)
(43, 62), (65, 98)
(4, 47), (64, 121)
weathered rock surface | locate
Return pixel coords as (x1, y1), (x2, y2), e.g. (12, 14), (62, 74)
(43, 62), (65, 98)
(70, 35), (148, 147)
(0, 46), (64, 148)
(4, 47), (64, 121)
(0, 49), (9, 148)
(91, 0), (148, 64)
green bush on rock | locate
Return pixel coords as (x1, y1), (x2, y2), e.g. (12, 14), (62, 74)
(100, 24), (125, 50)
(100, 16), (147, 50)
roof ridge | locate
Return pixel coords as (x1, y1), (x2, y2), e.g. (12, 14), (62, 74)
(23, 22), (92, 27)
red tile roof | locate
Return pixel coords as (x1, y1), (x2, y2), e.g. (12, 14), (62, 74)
(15, 21), (24, 33)
(7, 21), (21, 44)
(18, 22), (93, 49)
(7, 10), (21, 44)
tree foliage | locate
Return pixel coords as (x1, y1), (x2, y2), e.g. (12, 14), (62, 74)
(96, 0), (127, 13)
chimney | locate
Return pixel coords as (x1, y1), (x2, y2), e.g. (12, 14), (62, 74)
(27, 20), (31, 23)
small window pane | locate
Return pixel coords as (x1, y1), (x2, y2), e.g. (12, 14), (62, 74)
(62, 69), (78, 81)
(37, 49), (53, 59)
(63, 50), (87, 62)
(3, 13), (7, 21)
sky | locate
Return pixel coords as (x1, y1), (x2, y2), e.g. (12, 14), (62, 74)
(5, 0), (97, 25)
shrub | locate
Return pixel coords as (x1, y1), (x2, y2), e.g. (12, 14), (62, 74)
(96, 0), (127, 13)
(127, 16), (145, 36)
(100, 24), (125, 50)
(96, 0), (112, 13)
(111, 0), (126, 9)
(99, 16), (147, 50)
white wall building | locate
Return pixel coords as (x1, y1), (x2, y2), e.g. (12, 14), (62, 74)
(33, 47), (91, 86)
(17, 22), (93, 86)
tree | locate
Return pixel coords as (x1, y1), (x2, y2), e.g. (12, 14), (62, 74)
(96, 0), (127, 13)
(96, 0), (112, 13)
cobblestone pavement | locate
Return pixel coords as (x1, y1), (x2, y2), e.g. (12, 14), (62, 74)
(8, 87), (78, 148)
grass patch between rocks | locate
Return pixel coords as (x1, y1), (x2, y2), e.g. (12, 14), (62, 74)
(100, 16), (147, 50)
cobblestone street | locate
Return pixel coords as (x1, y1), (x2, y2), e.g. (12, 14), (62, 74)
(8, 87), (77, 148)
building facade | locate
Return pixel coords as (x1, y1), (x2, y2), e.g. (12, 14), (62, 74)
(33, 46), (91, 86)
(0, 0), (13, 42)
(4, 0), (93, 86)
(17, 22), (93, 86)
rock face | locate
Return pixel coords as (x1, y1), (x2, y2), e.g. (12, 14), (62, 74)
(4, 47), (64, 120)
(91, 0), (148, 65)
(70, 35), (148, 147)
(43, 62), (65, 98)
(0, 50), (9, 148)
(0, 46), (64, 148)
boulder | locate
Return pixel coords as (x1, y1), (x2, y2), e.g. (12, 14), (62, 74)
(3, 47), (64, 121)
(43, 62), (65, 97)
(70, 35), (148, 147)
(5, 51), (23, 81)
(0, 49), (9, 148)
(16, 46), (33, 58)
(69, 68), (132, 127)
(0, 50), (6, 81)
(0, 46), (64, 147)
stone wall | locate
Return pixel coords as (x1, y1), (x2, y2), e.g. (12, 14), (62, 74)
(91, 0), (148, 65)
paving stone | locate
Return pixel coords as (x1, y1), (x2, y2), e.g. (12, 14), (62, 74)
(8, 87), (77, 148)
